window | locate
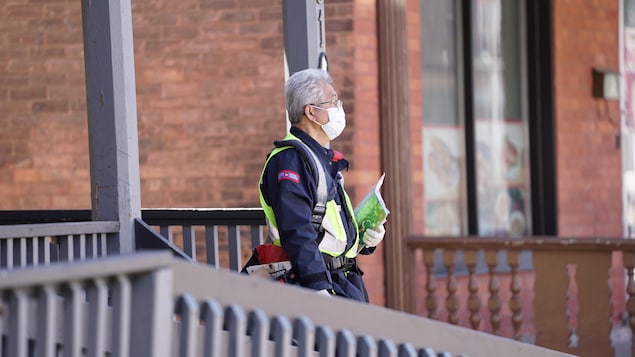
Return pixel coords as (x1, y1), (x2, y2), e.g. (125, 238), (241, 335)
(421, 0), (467, 236)
(421, 0), (531, 237)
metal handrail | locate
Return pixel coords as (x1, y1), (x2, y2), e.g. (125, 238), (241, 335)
(142, 208), (265, 226)
(0, 208), (266, 226)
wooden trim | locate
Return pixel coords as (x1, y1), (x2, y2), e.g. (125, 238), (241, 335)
(408, 235), (635, 252)
(377, 0), (415, 313)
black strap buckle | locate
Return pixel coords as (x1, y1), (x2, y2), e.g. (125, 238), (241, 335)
(322, 254), (354, 271)
(311, 203), (327, 231)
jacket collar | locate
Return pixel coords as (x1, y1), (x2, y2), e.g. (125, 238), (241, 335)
(289, 126), (332, 160)
(288, 127), (350, 172)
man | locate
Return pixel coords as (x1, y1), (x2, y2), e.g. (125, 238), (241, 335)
(258, 68), (385, 302)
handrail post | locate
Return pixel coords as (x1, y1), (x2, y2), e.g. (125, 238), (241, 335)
(81, 0), (141, 255)
(282, 0), (327, 75)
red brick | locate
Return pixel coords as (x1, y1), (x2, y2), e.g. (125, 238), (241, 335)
(259, 36), (283, 50)
(200, 0), (235, 10)
(6, 5), (43, 17)
(0, 101), (31, 113)
(30, 72), (67, 85)
(259, 7), (282, 21)
(242, 0), (278, 7)
(162, 26), (199, 40)
(45, 59), (83, 73)
(43, 4), (80, 18)
(0, 48), (29, 61)
(7, 60), (47, 73)
(27, 17), (64, 27)
(143, 13), (179, 26)
(47, 86), (84, 100)
(67, 72), (85, 86)
(32, 100), (68, 113)
(220, 10), (257, 22)
(29, 47), (65, 59)
(10, 87), (46, 100)
(133, 27), (161, 41)
(45, 31), (82, 45)
(28, 0), (67, 3)
(0, 140), (11, 156)
(238, 22), (279, 35)
(70, 99), (86, 111)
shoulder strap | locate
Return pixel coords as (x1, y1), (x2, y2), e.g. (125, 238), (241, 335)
(275, 138), (328, 232)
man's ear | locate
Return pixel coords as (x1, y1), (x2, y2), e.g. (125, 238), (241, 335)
(303, 105), (315, 120)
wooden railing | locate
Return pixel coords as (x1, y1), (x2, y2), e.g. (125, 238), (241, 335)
(407, 235), (635, 357)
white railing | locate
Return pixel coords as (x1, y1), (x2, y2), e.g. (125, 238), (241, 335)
(0, 221), (119, 269)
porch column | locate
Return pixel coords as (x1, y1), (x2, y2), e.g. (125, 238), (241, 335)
(282, 0), (328, 75)
(81, 0), (141, 254)
(377, 0), (415, 313)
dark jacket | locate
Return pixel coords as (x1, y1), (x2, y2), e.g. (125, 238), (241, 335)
(260, 126), (374, 302)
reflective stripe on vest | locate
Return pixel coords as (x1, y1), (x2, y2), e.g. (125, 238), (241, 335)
(258, 134), (359, 258)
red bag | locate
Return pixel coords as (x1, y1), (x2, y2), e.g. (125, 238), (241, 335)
(254, 244), (290, 262)
(240, 244), (296, 283)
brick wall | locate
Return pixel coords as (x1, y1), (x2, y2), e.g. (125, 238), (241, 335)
(0, 1), (90, 209)
(554, 0), (623, 238)
(133, 0), (287, 208)
(0, 0), (288, 210)
(553, 0), (626, 324)
(0, 0), (383, 210)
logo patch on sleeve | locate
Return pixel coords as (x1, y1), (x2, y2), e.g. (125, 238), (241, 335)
(277, 170), (300, 183)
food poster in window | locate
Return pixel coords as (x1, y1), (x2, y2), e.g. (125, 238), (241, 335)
(475, 119), (528, 237)
(423, 126), (465, 236)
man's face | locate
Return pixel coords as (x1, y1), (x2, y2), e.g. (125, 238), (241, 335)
(309, 83), (340, 125)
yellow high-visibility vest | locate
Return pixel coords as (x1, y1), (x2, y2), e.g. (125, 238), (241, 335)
(258, 133), (360, 258)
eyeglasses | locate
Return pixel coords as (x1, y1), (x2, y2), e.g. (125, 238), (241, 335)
(310, 99), (343, 109)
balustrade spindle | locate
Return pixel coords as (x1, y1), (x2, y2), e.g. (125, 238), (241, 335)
(508, 251), (522, 340)
(486, 250), (502, 334)
(465, 250), (481, 330)
(423, 249), (438, 319)
(565, 263), (580, 348)
(624, 253), (635, 337)
(444, 250), (459, 325)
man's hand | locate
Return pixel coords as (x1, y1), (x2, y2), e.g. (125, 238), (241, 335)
(362, 225), (385, 248)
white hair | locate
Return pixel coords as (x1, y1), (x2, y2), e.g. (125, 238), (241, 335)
(285, 69), (332, 125)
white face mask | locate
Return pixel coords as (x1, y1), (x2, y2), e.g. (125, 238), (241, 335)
(313, 106), (346, 140)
